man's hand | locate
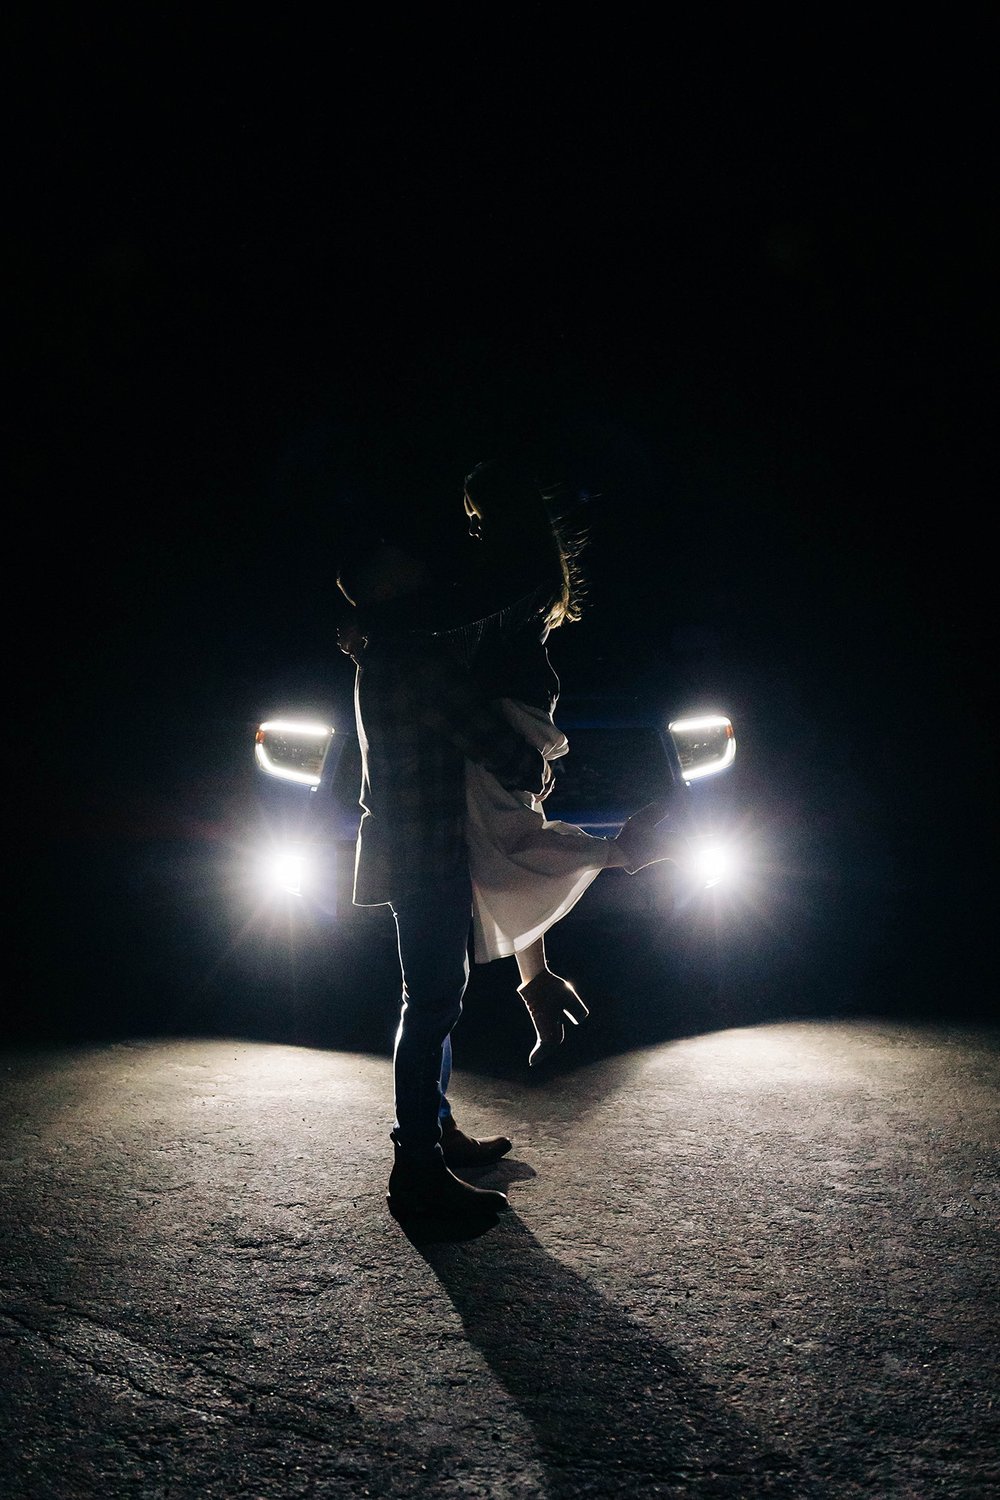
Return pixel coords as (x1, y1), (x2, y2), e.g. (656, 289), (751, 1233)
(337, 620), (366, 662)
(409, 638), (550, 798)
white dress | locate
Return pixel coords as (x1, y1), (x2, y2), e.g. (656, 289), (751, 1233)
(465, 697), (612, 963)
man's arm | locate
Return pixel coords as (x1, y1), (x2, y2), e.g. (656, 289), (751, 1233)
(405, 640), (547, 794)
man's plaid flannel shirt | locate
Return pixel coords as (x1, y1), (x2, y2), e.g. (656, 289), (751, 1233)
(351, 625), (545, 907)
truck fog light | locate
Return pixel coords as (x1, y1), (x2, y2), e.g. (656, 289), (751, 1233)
(261, 846), (309, 896)
(691, 838), (736, 889)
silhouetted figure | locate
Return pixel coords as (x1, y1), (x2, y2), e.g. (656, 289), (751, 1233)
(447, 461), (685, 1062)
(336, 458), (682, 1219)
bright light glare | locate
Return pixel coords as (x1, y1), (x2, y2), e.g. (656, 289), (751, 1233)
(670, 715), (733, 732)
(262, 847), (309, 896)
(690, 838), (737, 888)
(258, 720), (333, 738)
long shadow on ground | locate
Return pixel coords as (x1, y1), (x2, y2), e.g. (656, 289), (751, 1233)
(406, 1209), (821, 1498)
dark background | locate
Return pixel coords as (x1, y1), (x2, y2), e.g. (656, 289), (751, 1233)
(6, 17), (996, 1039)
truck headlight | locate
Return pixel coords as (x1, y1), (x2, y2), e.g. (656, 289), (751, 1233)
(255, 720), (334, 787)
(668, 715), (736, 783)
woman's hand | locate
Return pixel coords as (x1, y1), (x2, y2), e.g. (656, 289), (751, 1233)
(538, 761), (556, 802)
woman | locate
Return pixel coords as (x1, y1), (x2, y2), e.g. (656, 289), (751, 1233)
(436, 458), (687, 1064)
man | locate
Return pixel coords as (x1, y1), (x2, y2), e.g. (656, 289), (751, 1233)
(337, 531), (549, 1219)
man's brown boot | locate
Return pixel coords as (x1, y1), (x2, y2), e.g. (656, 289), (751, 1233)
(387, 1138), (510, 1219)
(440, 1116), (513, 1168)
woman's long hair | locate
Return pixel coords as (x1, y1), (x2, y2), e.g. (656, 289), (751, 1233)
(464, 458), (590, 631)
(538, 479), (588, 629)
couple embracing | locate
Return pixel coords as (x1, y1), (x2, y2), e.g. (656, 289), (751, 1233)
(336, 456), (685, 1221)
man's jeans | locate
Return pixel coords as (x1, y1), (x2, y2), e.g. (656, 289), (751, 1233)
(390, 870), (473, 1161)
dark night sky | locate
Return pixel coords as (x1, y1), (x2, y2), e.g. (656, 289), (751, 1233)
(6, 18), (996, 997)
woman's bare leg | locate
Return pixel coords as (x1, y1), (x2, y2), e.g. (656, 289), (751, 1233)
(514, 933), (589, 1065)
(515, 935), (547, 986)
(512, 837), (624, 987)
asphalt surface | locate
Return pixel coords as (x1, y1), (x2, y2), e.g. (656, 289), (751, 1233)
(2, 1017), (997, 1498)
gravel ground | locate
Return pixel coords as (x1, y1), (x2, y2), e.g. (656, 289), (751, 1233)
(1, 1020), (997, 1497)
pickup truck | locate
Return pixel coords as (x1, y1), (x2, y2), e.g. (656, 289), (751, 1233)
(252, 700), (740, 923)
